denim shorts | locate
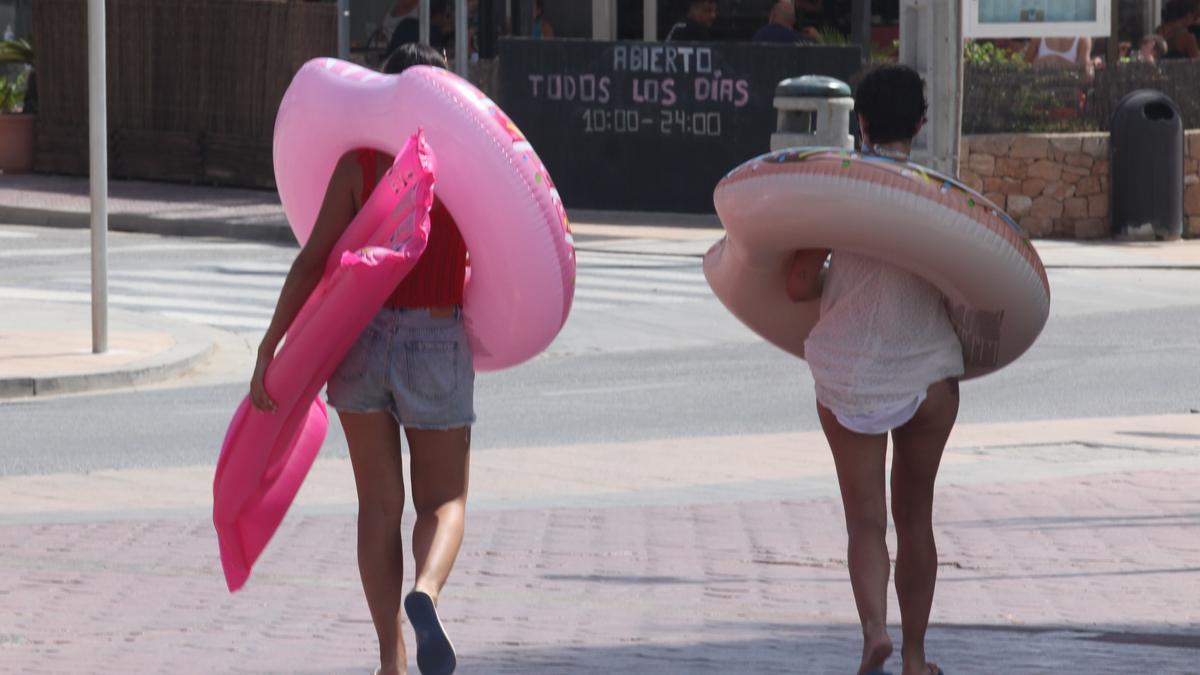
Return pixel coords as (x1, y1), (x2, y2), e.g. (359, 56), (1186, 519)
(326, 307), (475, 429)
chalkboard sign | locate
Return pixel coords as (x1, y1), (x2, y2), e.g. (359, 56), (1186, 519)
(498, 38), (861, 213)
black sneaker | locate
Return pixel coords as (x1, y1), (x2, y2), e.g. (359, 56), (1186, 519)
(404, 591), (456, 675)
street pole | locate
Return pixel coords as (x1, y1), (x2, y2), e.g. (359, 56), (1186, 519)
(851, 0), (871, 64)
(455, 0), (468, 77)
(337, 0), (350, 60)
(88, 0), (108, 354)
(420, 0), (431, 45)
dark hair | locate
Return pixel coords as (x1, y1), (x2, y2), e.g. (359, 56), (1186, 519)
(689, 0), (716, 7)
(853, 64), (927, 145)
(382, 42), (449, 75)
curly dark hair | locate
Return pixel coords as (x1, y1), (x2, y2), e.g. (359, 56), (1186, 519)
(853, 64), (927, 145)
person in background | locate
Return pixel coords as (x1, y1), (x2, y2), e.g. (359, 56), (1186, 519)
(532, 0), (555, 39)
(666, 0), (718, 41)
(381, 0), (419, 46)
(385, 0), (453, 59)
(753, 0), (817, 44)
(1138, 34), (1169, 62)
(1157, 0), (1200, 59)
(1022, 35), (1095, 79)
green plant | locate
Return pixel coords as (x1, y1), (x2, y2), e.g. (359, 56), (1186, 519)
(0, 37), (33, 65)
(816, 25), (850, 46)
(964, 40), (1025, 65)
(0, 70), (27, 113)
(0, 37), (33, 114)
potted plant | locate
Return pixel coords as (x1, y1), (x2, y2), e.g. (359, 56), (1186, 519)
(0, 37), (35, 173)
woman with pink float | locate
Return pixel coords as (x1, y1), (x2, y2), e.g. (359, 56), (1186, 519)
(236, 42), (574, 675)
(251, 45), (465, 675)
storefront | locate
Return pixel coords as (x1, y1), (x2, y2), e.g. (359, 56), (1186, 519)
(500, 38), (859, 212)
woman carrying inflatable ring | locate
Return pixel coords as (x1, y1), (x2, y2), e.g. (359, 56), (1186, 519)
(786, 65), (955, 675)
(250, 45), (468, 675)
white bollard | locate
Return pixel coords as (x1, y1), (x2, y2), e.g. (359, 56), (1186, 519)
(770, 76), (855, 151)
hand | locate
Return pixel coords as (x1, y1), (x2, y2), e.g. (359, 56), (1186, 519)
(249, 353), (277, 413)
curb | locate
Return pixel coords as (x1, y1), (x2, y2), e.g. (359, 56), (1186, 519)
(0, 313), (219, 400)
(0, 206), (296, 244)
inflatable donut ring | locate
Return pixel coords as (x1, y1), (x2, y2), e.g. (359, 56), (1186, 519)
(274, 59), (575, 371)
(704, 147), (1050, 379)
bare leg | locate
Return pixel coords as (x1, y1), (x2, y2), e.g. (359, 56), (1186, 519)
(406, 426), (471, 600)
(890, 379), (959, 675)
(817, 404), (894, 675)
(403, 425), (470, 675)
(341, 411), (408, 675)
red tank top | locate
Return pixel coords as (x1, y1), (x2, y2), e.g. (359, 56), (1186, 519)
(358, 149), (467, 308)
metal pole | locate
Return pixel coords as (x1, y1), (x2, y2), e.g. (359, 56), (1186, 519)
(518, 0), (534, 37)
(88, 0), (108, 354)
(337, 0), (350, 60)
(851, 0), (871, 65)
(420, 0), (431, 45)
(644, 0), (658, 41)
(455, 0), (468, 77)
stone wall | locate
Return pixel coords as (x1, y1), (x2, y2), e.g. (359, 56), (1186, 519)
(959, 131), (1200, 239)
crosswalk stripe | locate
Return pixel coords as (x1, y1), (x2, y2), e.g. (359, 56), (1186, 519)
(0, 242), (284, 259)
(574, 287), (693, 304)
(0, 286), (275, 317)
(576, 276), (711, 296)
(158, 311), (271, 330)
(108, 269), (286, 289)
(61, 277), (283, 303)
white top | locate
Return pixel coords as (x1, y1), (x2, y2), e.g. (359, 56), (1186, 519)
(804, 251), (965, 417)
(1036, 37), (1080, 62)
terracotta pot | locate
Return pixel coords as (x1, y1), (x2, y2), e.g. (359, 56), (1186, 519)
(0, 114), (35, 173)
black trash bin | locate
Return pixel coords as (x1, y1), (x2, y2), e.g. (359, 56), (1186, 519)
(1110, 90), (1184, 240)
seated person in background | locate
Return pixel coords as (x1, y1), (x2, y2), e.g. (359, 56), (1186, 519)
(666, 0), (718, 41)
(1157, 0), (1200, 59)
(1022, 36), (1095, 79)
(532, 0), (555, 39)
(385, 0), (453, 58)
(1138, 34), (1170, 62)
(753, 0), (817, 44)
(381, 0), (419, 46)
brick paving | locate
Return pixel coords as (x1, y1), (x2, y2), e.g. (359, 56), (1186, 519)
(1, 466), (1197, 674)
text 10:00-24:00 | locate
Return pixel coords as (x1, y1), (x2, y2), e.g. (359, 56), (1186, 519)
(582, 109), (723, 136)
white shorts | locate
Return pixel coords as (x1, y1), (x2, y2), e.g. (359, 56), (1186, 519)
(833, 391), (927, 435)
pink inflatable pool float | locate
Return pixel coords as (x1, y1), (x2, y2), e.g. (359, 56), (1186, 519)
(274, 59), (576, 370)
(705, 148), (1050, 379)
(213, 134), (435, 592)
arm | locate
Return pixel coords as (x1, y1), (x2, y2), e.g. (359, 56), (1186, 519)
(1022, 38), (1039, 64)
(785, 248), (830, 302)
(1076, 36), (1095, 80)
(249, 154), (359, 412)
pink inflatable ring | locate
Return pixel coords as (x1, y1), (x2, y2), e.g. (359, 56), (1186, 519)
(274, 59), (576, 370)
(704, 148), (1050, 379)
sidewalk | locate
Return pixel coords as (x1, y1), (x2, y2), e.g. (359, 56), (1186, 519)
(0, 414), (1197, 672)
(0, 299), (216, 399)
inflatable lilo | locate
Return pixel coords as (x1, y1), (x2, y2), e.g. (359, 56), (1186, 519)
(274, 59), (576, 370)
(214, 135), (435, 592)
(704, 148), (1050, 379)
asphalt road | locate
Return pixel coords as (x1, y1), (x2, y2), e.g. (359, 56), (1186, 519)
(1, 226), (1198, 475)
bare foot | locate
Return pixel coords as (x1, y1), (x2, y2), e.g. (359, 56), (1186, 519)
(858, 630), (893, 675)
(374, 663), (405, 675)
